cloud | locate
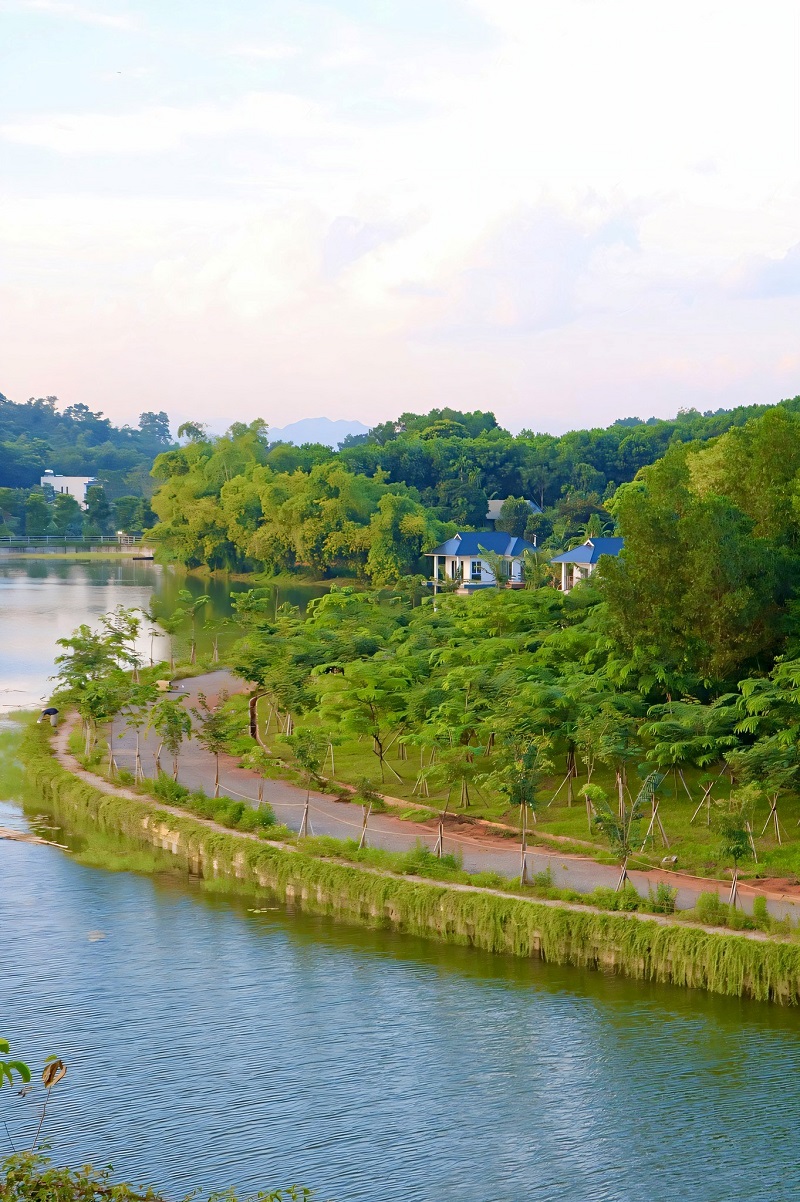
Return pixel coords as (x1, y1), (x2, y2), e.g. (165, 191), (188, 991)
(729, 243), (800, 300)
(0, 91), (332, 155)
(227, 43), (300, 62)
(2, 0), (137, 29)
(321, 215), (412, 279)
(427, 204), (640, 336)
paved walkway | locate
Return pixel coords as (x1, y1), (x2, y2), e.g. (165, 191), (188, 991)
(109, 671), (800, 920)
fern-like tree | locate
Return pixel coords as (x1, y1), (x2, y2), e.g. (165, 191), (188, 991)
(147, 697), (192, 780)
(191, 690), (230, 796)
(282, 726), (328, 836)
(584, 772), (658, 891)
(177, 589), (210, 665)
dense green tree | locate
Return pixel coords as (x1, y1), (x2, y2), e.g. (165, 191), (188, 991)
(83, 485), (113, 535)
(24, 492), (51, 535)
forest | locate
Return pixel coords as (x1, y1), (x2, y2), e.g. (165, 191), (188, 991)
(147, 396), (800, 579)
(0, 394), (173, 492)
(207, 402), (800, 884)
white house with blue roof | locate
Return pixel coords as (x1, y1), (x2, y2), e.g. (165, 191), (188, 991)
(425, 531), (537, 592)
(549, 537), (624, 591)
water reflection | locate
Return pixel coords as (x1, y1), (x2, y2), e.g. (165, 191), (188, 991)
(0, 558), (327, 708)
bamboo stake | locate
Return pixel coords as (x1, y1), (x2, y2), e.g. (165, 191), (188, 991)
(520, 803), (529, 885)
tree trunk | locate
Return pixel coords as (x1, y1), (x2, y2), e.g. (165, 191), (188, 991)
(214, 754), (220, 798)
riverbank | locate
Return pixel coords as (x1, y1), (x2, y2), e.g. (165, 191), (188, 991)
(18, 717), (800, 1005)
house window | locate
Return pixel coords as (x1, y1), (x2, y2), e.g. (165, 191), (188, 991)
(470, 559), (482, 581)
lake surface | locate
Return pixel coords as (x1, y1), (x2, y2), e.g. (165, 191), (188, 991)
(2, 561), (800, 1202)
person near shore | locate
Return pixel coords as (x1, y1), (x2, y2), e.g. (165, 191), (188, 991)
(38, 706), (59, 727)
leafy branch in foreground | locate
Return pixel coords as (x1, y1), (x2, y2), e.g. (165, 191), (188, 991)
(0, 1153), (315, 1202)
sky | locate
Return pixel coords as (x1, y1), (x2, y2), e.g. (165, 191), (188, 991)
(1, 0), (799, 435)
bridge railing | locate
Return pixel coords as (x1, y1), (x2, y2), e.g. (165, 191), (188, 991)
(0, 534), (144, 545)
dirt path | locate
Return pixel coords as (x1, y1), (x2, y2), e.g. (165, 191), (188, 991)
(95, 670), (800, 920)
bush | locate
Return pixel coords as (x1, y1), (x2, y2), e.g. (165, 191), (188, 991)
(585, 885), (641, 912)
(0, 1150), (312, 1201)
(648, 881), (677, 914)
(116, 768), (135, 785)
(694, 891), (726, 926)
(152, 775), (190, 804)
(752, 895), (771, 931)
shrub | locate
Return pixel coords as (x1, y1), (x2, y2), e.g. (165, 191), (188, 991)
(152, 776), (190, 804)
(218, 800), (246, 828)
(648, 881), (677, 914)
(694, 891), (726, 927)
(0, 1150), (312, 1201)
(752, 895), (771, 931)
(116, 768), (135, 785)
(585, 885), (641, 912)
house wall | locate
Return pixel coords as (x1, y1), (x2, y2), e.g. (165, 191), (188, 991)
(40, 475), (95, 508)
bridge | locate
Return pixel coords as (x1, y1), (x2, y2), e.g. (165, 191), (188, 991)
(0, 534), (153, 556)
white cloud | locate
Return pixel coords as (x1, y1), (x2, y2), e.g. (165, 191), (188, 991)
(0, 91), (334, 155)
(227, 43), (300, 62)
(2, 0), (138, 30)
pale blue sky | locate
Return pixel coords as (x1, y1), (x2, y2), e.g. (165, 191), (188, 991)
(1, 0), (799, 433)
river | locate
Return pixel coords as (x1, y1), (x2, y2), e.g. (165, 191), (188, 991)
(1, 559), (800, 1202)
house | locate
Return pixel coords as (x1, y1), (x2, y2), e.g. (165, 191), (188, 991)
(425, 531), (537, 592)
(40, 470), (97, 509)
(550, 537), (624, 591)
(485, 497), (541, 528)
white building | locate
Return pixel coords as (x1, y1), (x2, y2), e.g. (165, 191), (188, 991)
(425, 532), (537, 592)
(550, 537), (624, 591)
(40, 470), (97, 509)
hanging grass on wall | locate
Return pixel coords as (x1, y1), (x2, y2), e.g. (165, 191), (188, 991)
(17, 719), (800, 1006)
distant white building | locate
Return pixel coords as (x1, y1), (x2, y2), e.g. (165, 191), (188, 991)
(40, 470), (97, 509)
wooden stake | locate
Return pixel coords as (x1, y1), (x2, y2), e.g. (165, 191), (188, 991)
(677, 768), (694, 802)
(299, 794), (312, 837)
(745, 820), (757, 862)
(358, 803), (371, 850)
(761, 793), (784, 844)
(520, 803), (529, 885)
(728, 867), (739, 908)
(546, 772), (570, 808)
(640, 796), (669, 851)
(616, 856), (629, 892)
(690, 782), (714, 826)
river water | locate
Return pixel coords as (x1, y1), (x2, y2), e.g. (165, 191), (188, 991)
(2, 559), (800, 1202)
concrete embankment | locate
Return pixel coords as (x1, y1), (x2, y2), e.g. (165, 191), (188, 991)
(21, 719), (800, 1006)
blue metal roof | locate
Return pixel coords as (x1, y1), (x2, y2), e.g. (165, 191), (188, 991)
(425, 532), (537, 558)
(550, 537), (624, 565)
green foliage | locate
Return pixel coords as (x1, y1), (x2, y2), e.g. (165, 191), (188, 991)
(648, 882), (678, 914)
(0, 1152), (312, 1201)
(0, 1039), (30, 1090)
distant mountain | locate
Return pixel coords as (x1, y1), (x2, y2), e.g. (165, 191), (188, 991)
(268, 417), (370, 448)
